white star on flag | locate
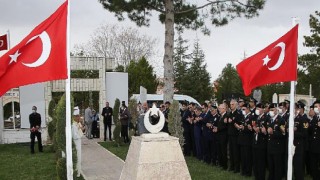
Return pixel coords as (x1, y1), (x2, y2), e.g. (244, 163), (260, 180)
(262, 55), (271, 66)
(9, 50), (21, 64)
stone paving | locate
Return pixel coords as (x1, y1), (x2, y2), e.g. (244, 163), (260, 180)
(81, 137), (124, 180)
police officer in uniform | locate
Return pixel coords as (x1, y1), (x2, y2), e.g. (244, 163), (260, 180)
(267, 103), (286, 180)
(293, 102), (308, 180)
(249, 98), (257, 115)
(252, 103), (268, 180)
(310, 100), (320, 179)
(279, 101), (289, 178)
(235, 103), (253, 177)
(210, 105), (220, 166)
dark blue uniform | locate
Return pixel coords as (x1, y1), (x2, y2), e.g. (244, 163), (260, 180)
(309, 115), (320, 179)
(267, 115), (285, 180)
(237, 113), (254, 177)
(252, 113), (269, 180)
(293, 113), (308, 180)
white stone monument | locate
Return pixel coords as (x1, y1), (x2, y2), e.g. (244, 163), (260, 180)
(120, 104), (191, 180)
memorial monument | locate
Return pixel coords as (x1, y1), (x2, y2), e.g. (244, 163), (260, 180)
(120, 104), (191, 180)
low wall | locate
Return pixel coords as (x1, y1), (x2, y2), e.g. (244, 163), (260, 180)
(2, 128), (48, 144)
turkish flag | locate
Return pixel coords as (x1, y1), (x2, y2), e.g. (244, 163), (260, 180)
(236, 25), (298, 96)
(0, 34), (8, 51)
(0, 1), (68, 97)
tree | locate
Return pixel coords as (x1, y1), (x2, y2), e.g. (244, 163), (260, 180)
(98, 0), (266, 102)
(168, 100), (184, 150)
(174, 27), (191, 94)
(188, 39), (212, 103)
(297, 11), (320, 97)
(215, 63), (243, 102)
(126, 57), (158, 96)
(73, 24), (158, 67)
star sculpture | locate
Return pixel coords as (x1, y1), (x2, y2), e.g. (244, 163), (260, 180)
(9, 50), (21, 64)
(262, 55), (271, 66)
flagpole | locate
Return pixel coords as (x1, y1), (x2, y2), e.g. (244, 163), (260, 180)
(287, 17), (298, 180)
(65, 0), (73, 179)
(7, 30), (16, 130)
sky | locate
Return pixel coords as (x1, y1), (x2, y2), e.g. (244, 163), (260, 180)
(0, 0), (319, 81)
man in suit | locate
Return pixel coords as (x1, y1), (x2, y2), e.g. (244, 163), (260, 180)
(201, 103), (214, 164)
(228, 99), (242, 173)
(214, 103), (228, 170)
(120, 101), (130, 143)
(181, 101), (192, 156)
(29, 106), (43, 154)
(161, 101), (170, 134)
(101, 101), (113, 141)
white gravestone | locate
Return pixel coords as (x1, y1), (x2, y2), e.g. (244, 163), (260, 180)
(120, 104), (191, 180)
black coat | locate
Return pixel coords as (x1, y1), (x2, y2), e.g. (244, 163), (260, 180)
(101, 107), (113, 123)
(293, 114), (309, 154)
(227, 110), (242, 136)
(217, 113), (228, 142)
(252, 113), (269, 149)
(309, 116), (320, 153)
(29, 113), (41, 129)
(267, 115), (286, 154)
(237, 113), (254, 146)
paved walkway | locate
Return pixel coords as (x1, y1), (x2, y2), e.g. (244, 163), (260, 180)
(81, 137), (124, 180)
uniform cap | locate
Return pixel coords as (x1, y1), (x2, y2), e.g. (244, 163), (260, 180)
(256, 103), (265, 109)
(73, 106), (80, 116)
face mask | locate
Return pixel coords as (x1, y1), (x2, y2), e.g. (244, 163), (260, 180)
(32, 110), (36, 113)
(242, 110), (246, 116)
(269, 111), (275, 118)
(255, 109), (260, 116)
(278, 108), (283, 114)
(314, 107), (320, 114)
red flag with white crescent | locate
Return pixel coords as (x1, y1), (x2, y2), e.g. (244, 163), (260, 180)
(0, 1), (68, 97)
(0, 34), (8, 51)
(236, 25), (298, 96)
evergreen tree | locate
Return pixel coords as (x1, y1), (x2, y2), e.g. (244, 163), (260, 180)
(127, 57), (158, 96)
(173, 27), (191, 95)
(215, 63), (243, 102)
(188, 39), (212, 103)
(168, 100), (184, 150)
(297, 11), (320, 97)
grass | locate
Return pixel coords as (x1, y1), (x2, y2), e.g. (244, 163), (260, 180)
(0, 143), (84, 180)
(99, 141), (252, 180)
(99, 141), (313, 180)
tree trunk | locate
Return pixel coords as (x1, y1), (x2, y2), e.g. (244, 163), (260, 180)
(163, 0), (175, 103)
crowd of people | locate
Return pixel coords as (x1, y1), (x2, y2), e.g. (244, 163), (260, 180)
(179, 98), (320, 180)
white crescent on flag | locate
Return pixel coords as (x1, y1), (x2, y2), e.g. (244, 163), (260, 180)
(268, 42), (286, 71)
(22, 31), (51, 68)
